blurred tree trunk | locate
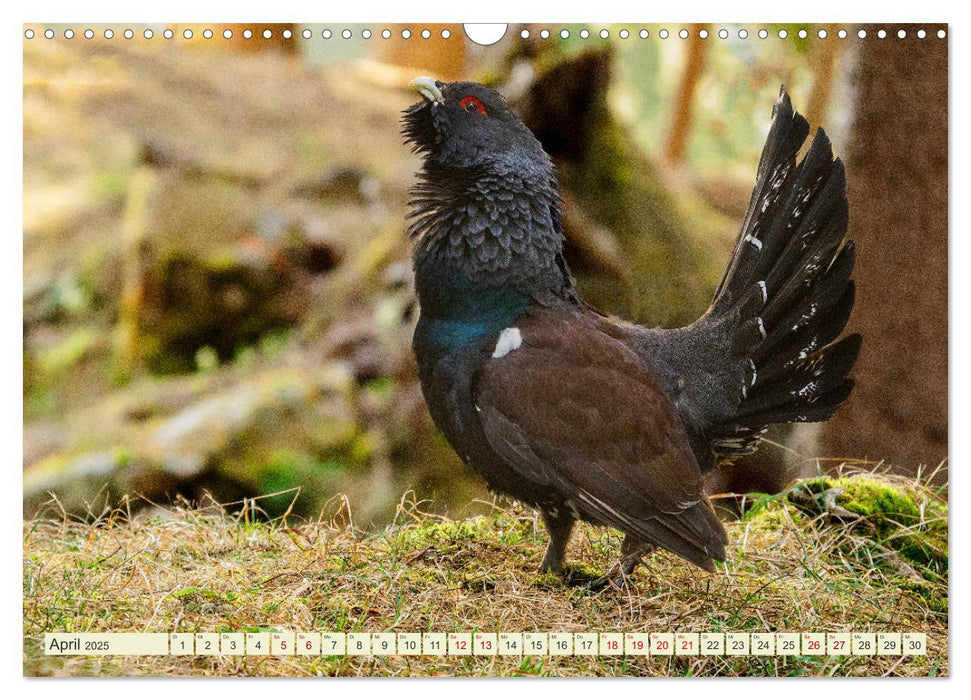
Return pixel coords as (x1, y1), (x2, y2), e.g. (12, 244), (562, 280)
(114, 146), (160, 383)
(212, 24), (298, 53)
(377, 24), (467, 80)
(665, 26), (709, 165)
(804, 34), (841, 130)
(820, 25), (948, 478)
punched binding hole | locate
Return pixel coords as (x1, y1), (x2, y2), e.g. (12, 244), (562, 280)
(463, 23), (507, 46)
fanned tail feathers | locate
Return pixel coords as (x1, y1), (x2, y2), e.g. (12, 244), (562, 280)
(709, 88), (861, 457)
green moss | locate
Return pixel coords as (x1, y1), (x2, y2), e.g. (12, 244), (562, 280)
(530, 572), (565, 589)
(829, 476), (921, 523)
(256, 450), (345, 514)
(90, 170), (129, 199)
(898, 579), (948, 614)
(409, 518), (489, 544)
(739, 494), (801, 525)
(38, 326), (100, 375)
(347, 433), (375, 464)
(24, 446), (130, 497)
(363, 377), (394, 398)
(392, 513), (537, 558)
(563, 561), (602, 581)
(787, 475), (948, 580)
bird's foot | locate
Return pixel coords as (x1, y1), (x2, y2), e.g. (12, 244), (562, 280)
(537, 559), (564, 577)
(584, 548), (646, 591)
(585, 567), (636, 592)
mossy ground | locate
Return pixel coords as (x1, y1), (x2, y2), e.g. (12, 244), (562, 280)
(23, 470), (947, 677)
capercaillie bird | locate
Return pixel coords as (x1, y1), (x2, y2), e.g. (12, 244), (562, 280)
(403, 77), (860, 586)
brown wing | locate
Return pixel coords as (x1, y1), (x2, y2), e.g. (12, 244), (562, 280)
(476, 309), (727, 569)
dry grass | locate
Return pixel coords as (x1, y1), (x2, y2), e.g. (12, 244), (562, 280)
(23, 468), (947, 677)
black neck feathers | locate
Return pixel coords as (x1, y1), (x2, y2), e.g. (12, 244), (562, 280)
(408, 160), (577, 308)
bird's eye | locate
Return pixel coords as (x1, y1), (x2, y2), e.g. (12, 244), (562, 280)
(459, 95), (487, 115)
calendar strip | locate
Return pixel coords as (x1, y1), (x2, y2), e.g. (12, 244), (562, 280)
(43, 632), (928, 657)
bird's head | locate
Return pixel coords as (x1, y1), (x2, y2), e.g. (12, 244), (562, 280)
(402, 77), (573, 307)
(402, 77), (552, 180)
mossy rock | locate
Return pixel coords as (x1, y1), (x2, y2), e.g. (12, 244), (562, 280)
(828, 476), (922, 524)
(23, 362), (367, 520)
(139, 248), (304, 375)
(775, 475), (948, 581)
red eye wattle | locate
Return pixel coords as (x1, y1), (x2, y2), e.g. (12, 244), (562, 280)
(459, 95), (487, 115)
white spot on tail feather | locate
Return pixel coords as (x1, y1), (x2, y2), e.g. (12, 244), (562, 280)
(757, 280), (768, 303)
(492, 327), (522, 358)
(745, 234), (763, 251)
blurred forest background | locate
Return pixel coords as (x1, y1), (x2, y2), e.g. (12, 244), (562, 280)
(22, 23), (947, 527)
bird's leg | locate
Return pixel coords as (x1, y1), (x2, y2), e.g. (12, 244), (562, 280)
(619, 536), (655, 577)
(587, 536), (655, 591)
(538, 507), (575, 575)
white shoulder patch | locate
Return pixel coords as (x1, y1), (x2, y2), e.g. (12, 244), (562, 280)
(492, 327), (523, 359)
